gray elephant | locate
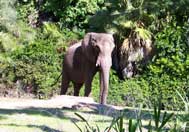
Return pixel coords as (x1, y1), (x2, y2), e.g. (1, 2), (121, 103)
(60, 32), (115, 105)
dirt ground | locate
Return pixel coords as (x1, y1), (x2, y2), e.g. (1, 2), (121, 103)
(0, 96), (128, 132)
(0, 95), (124, 113)
(0, 95), (94, 109)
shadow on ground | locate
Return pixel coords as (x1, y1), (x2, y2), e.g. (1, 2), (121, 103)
(0, 123), (63, 132)
(0, 107), (79, 121)
(0, 102), (154, 121)
(70, 102), (154, 120)
(0, 102), (177, 132)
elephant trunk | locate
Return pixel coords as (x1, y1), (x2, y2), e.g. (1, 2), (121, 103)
(99, 57), (112, 105)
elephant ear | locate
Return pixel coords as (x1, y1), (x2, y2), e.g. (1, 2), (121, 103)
(82, 33), (99, 63)
(82, 33), (97, 47)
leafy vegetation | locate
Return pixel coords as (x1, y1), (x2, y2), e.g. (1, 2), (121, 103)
(38, 0), (105, 30)
(89, 0), (189, 110)
(0, 0), (189, 111)
(73, 96), (188, 131)
(74, 101), (175, 132)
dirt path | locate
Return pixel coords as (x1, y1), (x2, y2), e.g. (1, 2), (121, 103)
(0, 96), (149, 132)
(0, 96), (115, 132)
(0, 95), (124, 111)
(0, 95), (95, 109)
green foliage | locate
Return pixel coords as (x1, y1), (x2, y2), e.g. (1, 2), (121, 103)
(88, 0), (189, 110)
(128, 119), (139, 132)
(147, 75), (187, 110)
(0, 0), (189, 112)
(107, 74), (149, 106)
(0, 32), (18, 52)
(16, 0), (105, 30)
(89, 0), (154, 35)
(91, 70), (187, 110)
(16, 0), (38, 27)
(0, 0), (17, 31)
(10, 38), (60, 97)
(0, 20), (82, 97)
(42, 0), (105, 30)
(74, 101), (174, 132)
(106, 114), (126, 132)
(153, 100), (174, 132)
(91, 71), (148, 106)
(74, 112), (101, 132)
(175, 91), (189, 131)
(140, 21), (189, 110)
(149, 21), (189, 78)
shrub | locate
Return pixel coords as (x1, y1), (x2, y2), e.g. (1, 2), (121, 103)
(10, 38), (60, 97)
(149, 21), (189, 78)
(0, 0), (17, 31)
(89, 20), (188, 110)
(91, 70), (187, 110)
(16, 0), (39, 27)
(42, 0), (105, 30)
(0, 22), (82, 98)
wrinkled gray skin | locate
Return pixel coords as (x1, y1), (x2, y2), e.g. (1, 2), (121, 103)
(60, 32), (115, 105)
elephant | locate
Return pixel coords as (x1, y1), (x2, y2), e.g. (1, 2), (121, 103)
(60, 32), (115, 105)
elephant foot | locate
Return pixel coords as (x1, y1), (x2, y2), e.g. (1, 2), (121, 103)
(84, 92), (92, 97)
(100, 96), (107, 105)
(60, 89), (67, 95)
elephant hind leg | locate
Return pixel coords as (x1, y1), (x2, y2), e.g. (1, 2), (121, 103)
(60, 74), (70, 95)
(73, 83), (83, 96)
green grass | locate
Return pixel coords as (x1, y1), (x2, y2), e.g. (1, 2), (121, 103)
(0, 107), (114, 132)
(0, 104), (186, 132)
(0, 109), (70, 132)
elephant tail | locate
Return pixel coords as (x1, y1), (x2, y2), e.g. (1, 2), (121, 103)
(50, 71), (63, 87)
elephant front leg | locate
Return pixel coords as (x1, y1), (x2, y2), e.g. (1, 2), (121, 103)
(73, 83), (83, 96)
(100, 72), (104, 103)
(84, 78), (93, 97)
(84, 70), (96, 97)
(99, 72), (108, 104)
(99, 66), (110, 105)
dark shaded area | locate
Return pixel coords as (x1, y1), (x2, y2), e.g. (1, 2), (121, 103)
(0, 107), (78, 121)
(0, 104), (153, 121)
(0, 123), (63, 132)
(0, 102), (180, 132)
(75, 103), (154, 120)
(0, 102), (178, 125)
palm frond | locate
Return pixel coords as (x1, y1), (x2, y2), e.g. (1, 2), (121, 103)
(135, 28), (152, 40)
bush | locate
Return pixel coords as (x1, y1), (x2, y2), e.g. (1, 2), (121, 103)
(0, 22), (82, 98)
(42, 0), (105, 30)
(1, 0), (188, 111)
(90, 70), (187, 110)
(149, 21), (189, 78)
(92, 73), (187, 110)
(89, 18), (189, 110)
(0, 0), (17, 31)
(9, 38), (60, 97)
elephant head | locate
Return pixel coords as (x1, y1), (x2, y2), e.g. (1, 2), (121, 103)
(82, 32), (115, 104)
